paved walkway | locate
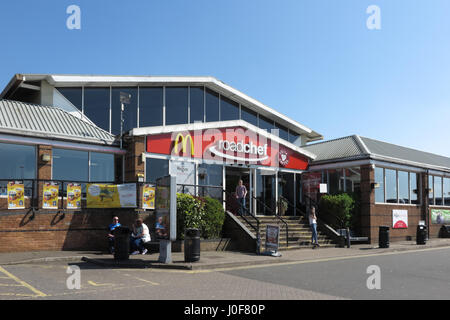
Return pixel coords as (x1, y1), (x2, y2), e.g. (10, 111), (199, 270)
(1, 238), (450, 271)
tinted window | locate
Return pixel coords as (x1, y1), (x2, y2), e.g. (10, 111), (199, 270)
(289, 131), (300, 144)
(444, 178), (450, 207)
(0, 143), (35, 179)
(57, 87), (82, 111)
(429, 175), (434, 205)
(146, 158), (169, 183)
(220, 96), (239, 121)
(398, 171), (409, 204)
(385, 169), (397, 203)
(205, 88), (219, 122)
(52, 148), (88, 181)
(84, 88), (111, 132)
(139, 87), (163, 127)
(165, 87), (188, 125)
(275, 123), (289, 141)
(435, 176), (443, 205)
(259, 115), (274, 132)
(90, 152), (115, 182)
(375, 167), (384, 203)
(111, 88), (138, 135)
(241, 106), (258, 127)
(411, 173), (420, 204)
(189, 86), (204, 123)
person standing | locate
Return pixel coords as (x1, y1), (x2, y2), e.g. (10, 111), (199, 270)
(235, 180), (248, 216)
(130, 219), (151, 255)
(107, 216), (121, 254)
(309, 207), (320, 247)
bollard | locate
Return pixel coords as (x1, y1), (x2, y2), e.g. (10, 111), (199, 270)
(346, 227), (351, 248)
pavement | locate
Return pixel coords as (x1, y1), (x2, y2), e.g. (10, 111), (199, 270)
(1, 238), (450, 271)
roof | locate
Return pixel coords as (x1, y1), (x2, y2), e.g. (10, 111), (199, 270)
(0, 74), (323, 143)
(0, 100), (117, 145)
(131, 120), (317, 161)
(303, 135), (450, 172)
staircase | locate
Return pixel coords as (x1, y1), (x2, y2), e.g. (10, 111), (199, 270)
(236, 215), (337, 250)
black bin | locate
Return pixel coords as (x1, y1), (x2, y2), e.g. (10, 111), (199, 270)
(416, 225), (427, 245)
(113, 226), (131, 260)
(379, 226), (390, 248)
(440, 225), (450, 238)
(184, 228), (200, 262)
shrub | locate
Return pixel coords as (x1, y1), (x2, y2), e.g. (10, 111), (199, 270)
(176, 193), (205, 240)
(319, 193), (355, 228)
(202, 197), (225, 239)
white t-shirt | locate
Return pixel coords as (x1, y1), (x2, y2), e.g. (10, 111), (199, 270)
(309, 215), (317, 225)
(134, 223), (151, 242)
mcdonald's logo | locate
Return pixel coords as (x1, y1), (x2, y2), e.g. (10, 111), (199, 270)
(174, 133), (195, 156)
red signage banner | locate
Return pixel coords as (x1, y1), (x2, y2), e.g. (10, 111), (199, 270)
(146, 127), (309, 170)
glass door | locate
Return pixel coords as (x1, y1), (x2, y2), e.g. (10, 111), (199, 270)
(256, 169), (276, 216)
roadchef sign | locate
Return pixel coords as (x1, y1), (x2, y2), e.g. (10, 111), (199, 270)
(146, 127), (309, 170)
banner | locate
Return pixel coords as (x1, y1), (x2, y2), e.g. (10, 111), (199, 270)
(87, 183), (136, 208)
(142, 184), (155, 210)
(7, 181), (25, 209)
(431, 209), (450, 224)
(43, 182), (59, 209)
(67, 183), (82, 209)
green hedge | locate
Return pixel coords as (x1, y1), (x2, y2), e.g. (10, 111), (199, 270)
(176, 193), (225, 240)
(319, 193), (355, 228)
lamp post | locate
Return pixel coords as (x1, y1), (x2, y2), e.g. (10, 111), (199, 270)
(119, 92), (131, 149)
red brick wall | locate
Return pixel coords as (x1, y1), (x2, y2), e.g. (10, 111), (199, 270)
(0, 209), (154, 253)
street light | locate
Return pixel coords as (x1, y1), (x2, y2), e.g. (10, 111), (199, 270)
(119, 92), (131, 149)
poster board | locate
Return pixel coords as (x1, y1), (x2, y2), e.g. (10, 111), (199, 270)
(86, 183), (136, 208)
(431, 209), (450, 224)
(66, 183), (82, 209)
(265, 224), (280, 252)
(43, 182), (59, 209)
(155, 176), (177, 241)
(7, 181), (25, 209)
(392, 209), (408, 229)
(142, 184), (156, 210)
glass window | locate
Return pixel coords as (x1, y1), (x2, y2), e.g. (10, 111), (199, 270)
(165, 87), (188, 125)
(220, 96), (239, 121)
(145, 158), (169, 184)
(435, 176), (443, 205)
(241, 106), (258, 127)
(111, 87), (138, 135)
(444, 178), (450, 207)
(0, 143), (35, 179)
(411, 173), (420, 204)
(289, 131), (300, 144)
(274, 123), (289, 141)
(328, 169), (341, 195)
(429, 175), (434, 205)
(258, 115), (274, 132)
(345, 167), (361, 193)
(189, 86), (204, 123)
(84, 88), (111, 132)
(205, 88), (219, 122)
(398, 171), (409, 204)
(374, 167), (384, 203)
(52, 148), (88, 181)
(385, 169), (397, 203)
(139, 87), (163, 127)
(90, 152), (115, 182)
(56, 87), (82, 111)
(198, 163), (223, 201)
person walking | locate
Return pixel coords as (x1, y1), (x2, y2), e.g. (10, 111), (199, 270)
(235, 179), (248, 216)
(309, 207), (320, 247)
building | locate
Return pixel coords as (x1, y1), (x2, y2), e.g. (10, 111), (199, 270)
(0, 73), (449, 252)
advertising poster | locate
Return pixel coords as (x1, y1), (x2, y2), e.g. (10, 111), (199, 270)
(7, 181), (25, 209)
(392, 209), (408, 229)
(87, 183), (136, 208)
(43, 182), (59, 209)
(431, 209), (450, 224)
(142, 184), (155, 210)
(67, 183), (82, 209)
(265, 225), (280, 252)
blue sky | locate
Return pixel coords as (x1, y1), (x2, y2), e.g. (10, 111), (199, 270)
(1, 0), (449, 156)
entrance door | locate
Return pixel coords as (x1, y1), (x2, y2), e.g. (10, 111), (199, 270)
(256, 169), (276, 216)
(225, 167), (251, 215)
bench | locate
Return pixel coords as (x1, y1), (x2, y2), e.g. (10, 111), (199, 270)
(337, 229), (369, 243)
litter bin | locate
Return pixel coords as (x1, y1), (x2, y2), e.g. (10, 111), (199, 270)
(379, 226), (390, 248)
(416, 225), (427, 245)
(184, 228), (200, 262)
(440, 225), (450, 238)
(113, 226), (131, 260)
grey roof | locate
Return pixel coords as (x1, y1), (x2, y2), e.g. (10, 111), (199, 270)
(0, 100), (116, 145)
(303, 135), (450, 172)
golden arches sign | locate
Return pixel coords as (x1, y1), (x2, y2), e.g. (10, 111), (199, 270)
(174, 133), (195, 156)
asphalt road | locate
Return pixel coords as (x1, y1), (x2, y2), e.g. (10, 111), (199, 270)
(0, 247), (449, 301)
